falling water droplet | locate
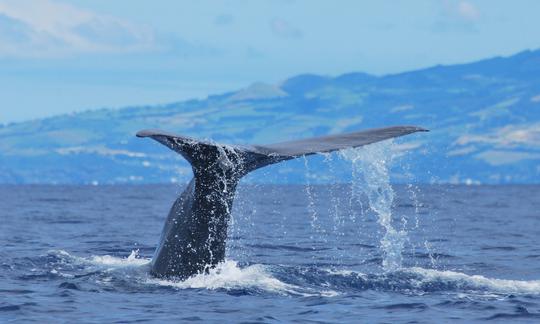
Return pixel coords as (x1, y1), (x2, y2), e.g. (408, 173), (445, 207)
(339, 140), (406, 272)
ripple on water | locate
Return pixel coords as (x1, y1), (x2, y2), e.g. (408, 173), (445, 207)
(2, 184), (540, 322)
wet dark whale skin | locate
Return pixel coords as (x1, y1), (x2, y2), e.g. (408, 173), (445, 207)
(137, 126), (427, 279)
(146, 144), (270, 279)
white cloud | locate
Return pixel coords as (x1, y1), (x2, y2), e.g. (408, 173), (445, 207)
(0, 0), (155, 58)
(475, 150), (540, 166)
(432, 0), (480, 32)
(270, 18), (303, 39)
(456, 1), (480, 21)
(443, 0), (480, 22)
(455, 123), (540, 148)
(56, 146), (147, 158)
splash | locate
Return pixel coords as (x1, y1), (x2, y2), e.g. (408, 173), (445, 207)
(146, 260), (338, 297)
(339, 140), (406, 271)
(88, 250), (151, 267)
(148, 260), (286, 291)
(49, 249), (151, 268)
(302, 156), (324, 237)
(46, 250), (540, 297)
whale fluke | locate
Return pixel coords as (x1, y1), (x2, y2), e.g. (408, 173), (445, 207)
(137, 125), (428, 279)
(251, 126), (428, 157)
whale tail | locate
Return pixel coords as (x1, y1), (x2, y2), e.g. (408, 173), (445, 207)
(137, 126), (428, 279)
(136, 126), (428, 177)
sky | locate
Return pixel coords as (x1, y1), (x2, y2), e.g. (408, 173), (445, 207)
(0, 0), (539, 123)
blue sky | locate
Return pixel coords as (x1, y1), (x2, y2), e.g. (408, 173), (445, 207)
(1, 0), (539, 123)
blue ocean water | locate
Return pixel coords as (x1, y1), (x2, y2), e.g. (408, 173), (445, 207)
(1, 141), (540, 323)
(1, 183), (540, 323)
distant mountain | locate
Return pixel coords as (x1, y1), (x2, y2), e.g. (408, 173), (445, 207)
(1, 49), (540, 184)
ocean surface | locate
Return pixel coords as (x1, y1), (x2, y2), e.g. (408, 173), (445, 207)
(1, 182), (539, 323)
(1, 142), (540, 323)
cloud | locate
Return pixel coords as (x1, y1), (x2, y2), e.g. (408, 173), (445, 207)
(455, 123), (540, 148)
(443, 0), (480, 22)
(431, 1), (481, 33)
(456, 1), (480, 21)
(475, 150), (540, 166)
(161, 33), (224, 58)
(0, 0), (155, 58)
(270, 18), (303, 39)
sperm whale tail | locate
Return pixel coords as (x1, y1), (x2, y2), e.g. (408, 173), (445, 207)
(136, 126), (428, 279)
(137, 126), (428, 174)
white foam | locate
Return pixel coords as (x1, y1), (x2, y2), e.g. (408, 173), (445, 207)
(88, 250), (151, 267)
(146, 260), (338, 297)
(323, 268), (367, 278)
(322, 266), (540, 296)
(148, 260), (288, 291)
(409, 267), (540, 295)
(50, 249), (150, 268)
(49, 251), (334, 295)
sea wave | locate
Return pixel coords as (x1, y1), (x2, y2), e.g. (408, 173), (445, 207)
(47, 251), (335, 296)
(317, 267), (540, 296)
(408, 267), (540, 295)
(45, 250), (540, 297)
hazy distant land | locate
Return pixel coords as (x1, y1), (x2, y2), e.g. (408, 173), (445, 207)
(1, 49), (539, 184)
